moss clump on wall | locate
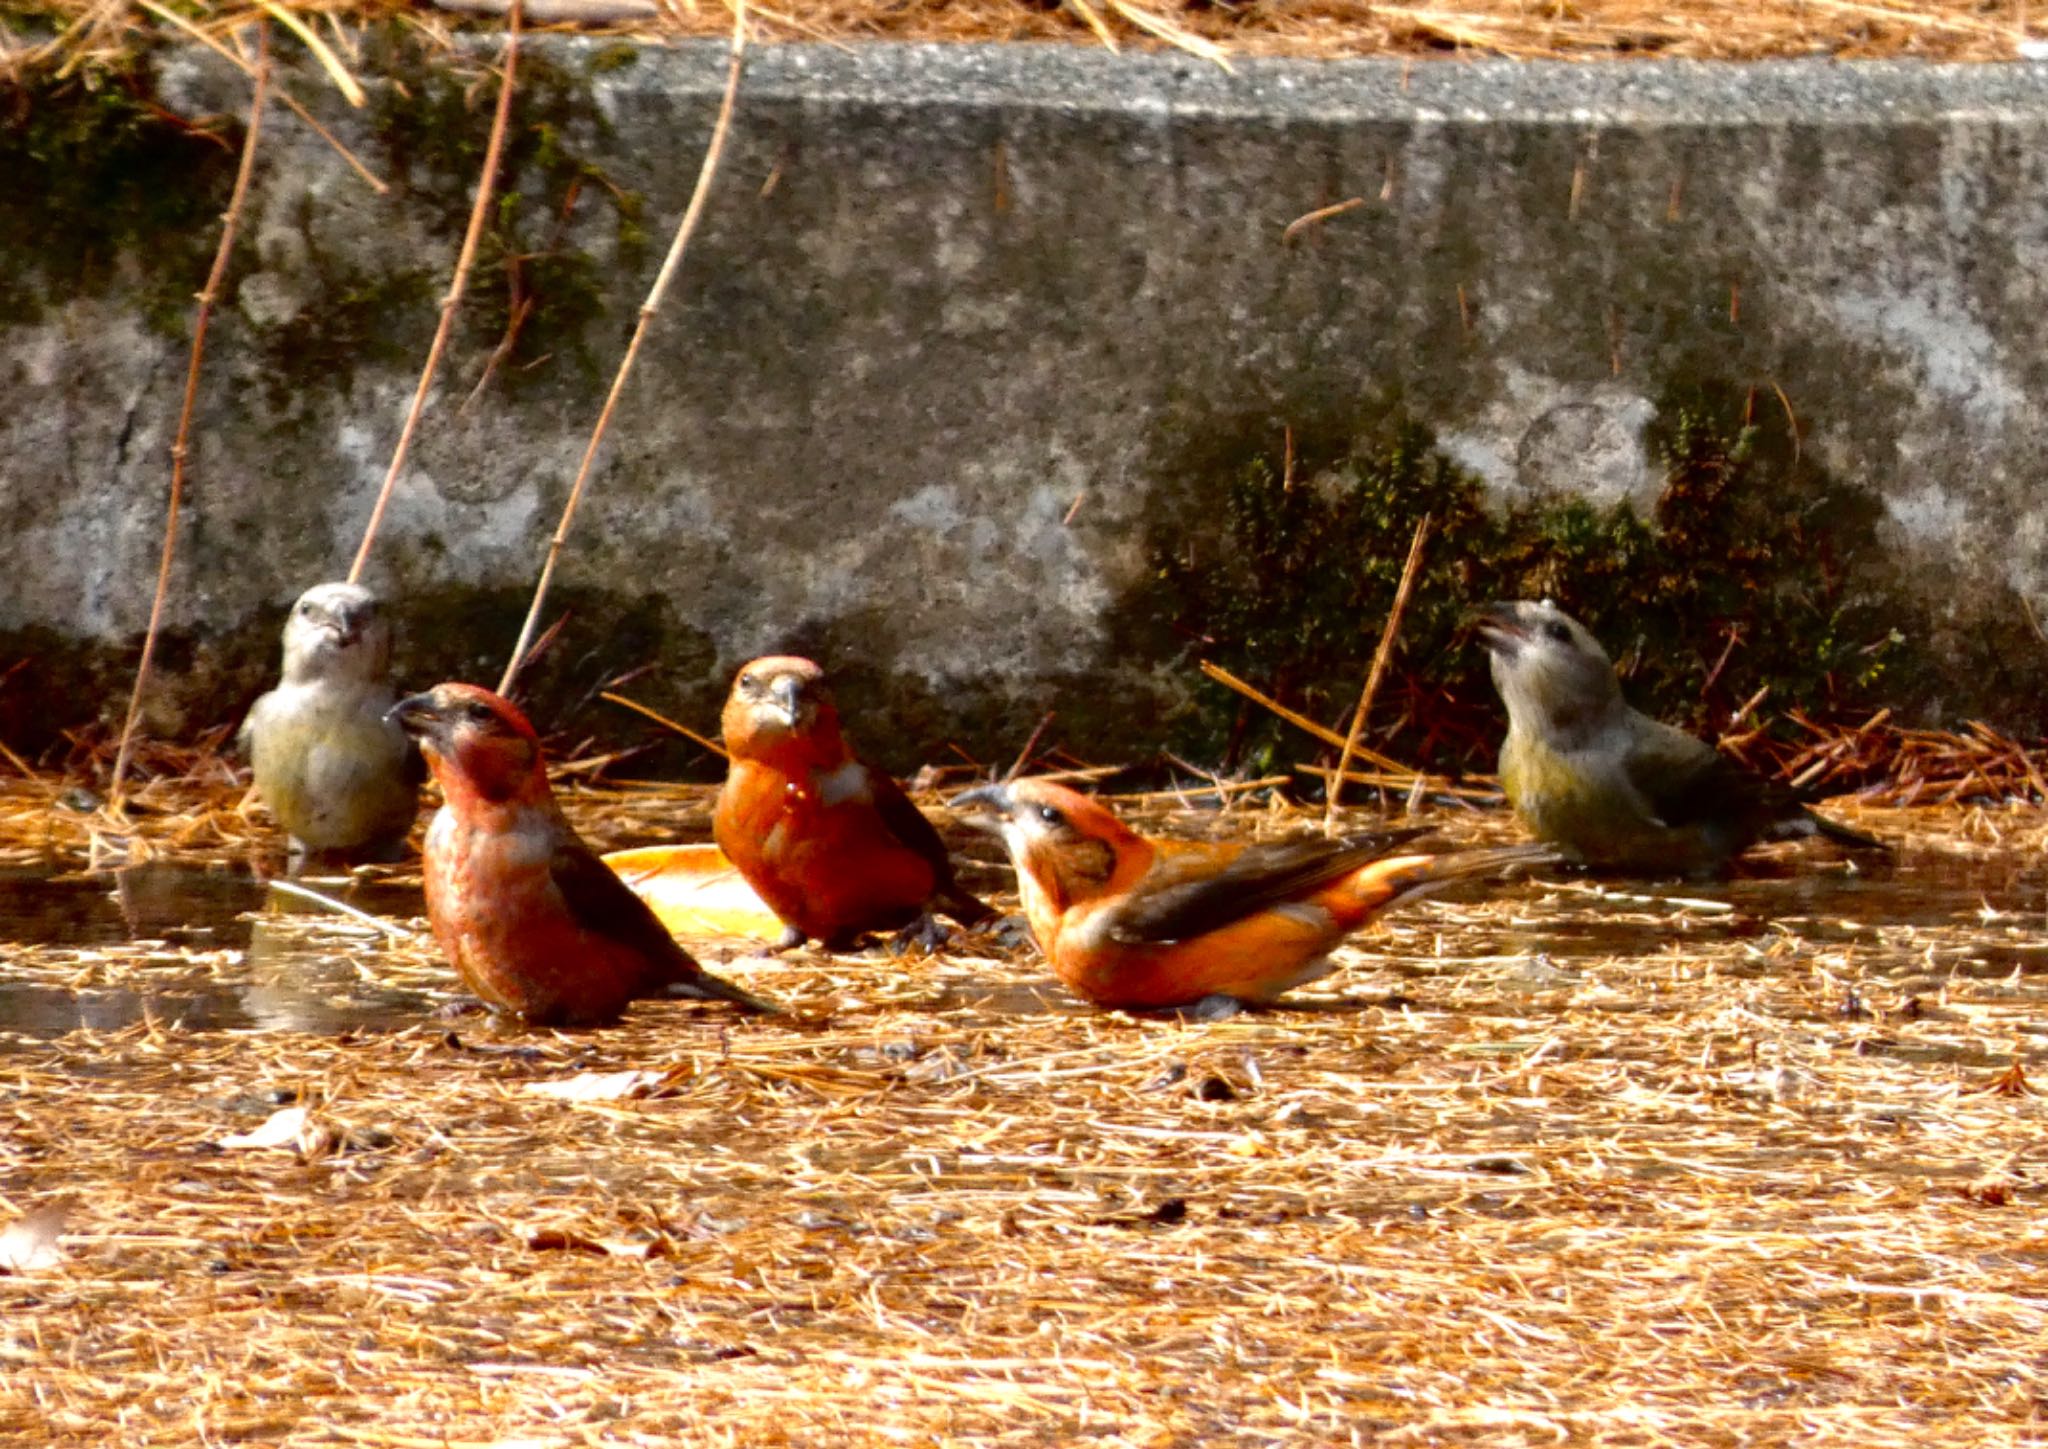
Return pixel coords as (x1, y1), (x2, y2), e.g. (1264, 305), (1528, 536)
(0, 60), (241, 334)
(367, 31), (648, 389)
(1155, 384), (1898, 778)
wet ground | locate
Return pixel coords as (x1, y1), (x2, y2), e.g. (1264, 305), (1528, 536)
(1, 834), (2041, 1041)
(3, 786), (2045, 1447)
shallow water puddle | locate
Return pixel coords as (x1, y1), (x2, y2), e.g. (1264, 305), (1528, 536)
(0, 841), (2043, 1042)
(0, 864), (431, 1039)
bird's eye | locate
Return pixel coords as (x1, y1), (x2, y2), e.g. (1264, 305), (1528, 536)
(1546, 622), (1572, 643)
(739, 673), (757, 691)
(295, 601), (313, 616)
(1036, 804), (1064, 827)
(465, 701), (496, 724)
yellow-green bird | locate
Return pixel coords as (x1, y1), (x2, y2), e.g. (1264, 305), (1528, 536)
(1474, 599), (1886, 875)
(239, 582), (422, 865)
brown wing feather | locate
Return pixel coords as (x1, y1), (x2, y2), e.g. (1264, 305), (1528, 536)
(550, 843), (776, 1013)
(869, 768), (996, 925)
(1105, 828), (1431, 945)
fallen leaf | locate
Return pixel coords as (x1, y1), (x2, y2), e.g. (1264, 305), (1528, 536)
(525, 1069), (672, 1102)
(1982, 1059), (2032, 1097)
(220, 1105), (312, 1150)
(525, 1227), (665, 1259)
(0, 1201), (71, 1274)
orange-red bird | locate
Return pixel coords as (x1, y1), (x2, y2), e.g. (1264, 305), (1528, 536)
(954, 778), (1553, 1012)
(390, 683), (774, 1025)
(715, 656), (994, 950)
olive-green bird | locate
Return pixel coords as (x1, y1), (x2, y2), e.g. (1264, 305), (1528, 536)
(239, 582), (422, 865)
(1474, 599), (1886, 876)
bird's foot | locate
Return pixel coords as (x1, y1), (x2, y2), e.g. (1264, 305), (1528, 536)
(979, 913), (1034, 952)
(1180, 994), (1250, 1023)
(887, 913), (953, 958)
(942, 913), (1033, 952)
(763, 925), (808, 955)
(431, 998), (491, 1023)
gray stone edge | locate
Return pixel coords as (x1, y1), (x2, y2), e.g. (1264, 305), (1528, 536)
(440, 36), (2048, 126)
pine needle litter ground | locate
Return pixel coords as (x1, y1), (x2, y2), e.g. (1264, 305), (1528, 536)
(14, 0), (2048, 81)
(2, 769), (2045, 1446)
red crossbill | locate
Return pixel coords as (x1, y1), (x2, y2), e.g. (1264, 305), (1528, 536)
(953, 778), (1552, 1013)
(1476, 598), (1887, 875)
(715, 656), (995, 950)
(390, 683), (775, 1025)
(238, 581), (421, 864)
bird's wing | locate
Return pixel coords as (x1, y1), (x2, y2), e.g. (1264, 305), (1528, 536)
(868, 767), (966, 885)
(236, 691), (272, 757)
(549, 836), (705, 976)
(869, 773), (998, 924)
(1103, 827), (1432, 945)
(1621, 717), (1777, 828)
(550, 837), (777, 1011)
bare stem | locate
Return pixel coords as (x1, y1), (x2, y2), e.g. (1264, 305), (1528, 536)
(1326, 513), (1432, 828)
(499, 0), (749, 697)
(348, 0), (522, 585)
(1199, 659), (1405, 774)
(599, 690), (729, 759)
(107, 22), (271, 818)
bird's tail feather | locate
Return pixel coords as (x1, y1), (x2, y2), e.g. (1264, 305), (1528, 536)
(1809, 811), (1889, 854)
(1378, 842), (1559, 908)
(670, 966), (780, 1015)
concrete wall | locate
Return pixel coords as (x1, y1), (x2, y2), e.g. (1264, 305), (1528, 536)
(6, 40), (2048, 767)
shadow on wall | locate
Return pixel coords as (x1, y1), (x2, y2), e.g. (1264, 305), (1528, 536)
(1133, 380), (2048, 781)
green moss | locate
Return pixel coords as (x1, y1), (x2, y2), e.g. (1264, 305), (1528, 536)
(0, 59), (241, 334)
(1154, 387), (1901, 778)
(365, 32), (648, 389)
(587, 43), (642, 73)
(256, 268), (439, 410)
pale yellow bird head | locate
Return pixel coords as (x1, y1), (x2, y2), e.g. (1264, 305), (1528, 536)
(279, 581), (393, 688)
(1473, 598), (1622, 735)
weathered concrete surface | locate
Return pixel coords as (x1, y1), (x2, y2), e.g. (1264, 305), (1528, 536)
(7, 41), (2048, 766)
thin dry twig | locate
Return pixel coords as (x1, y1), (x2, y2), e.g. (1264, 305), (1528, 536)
(1198, 660), (1415, 778)
(1281, 196), (1366, 242)
(107, 22), (271, 818)
(133, 0), (389, 193)
(348, 0), (522, 585)
(600, 690), (728, 759)
(1328, 514), (1433, 827)
(1099, 0), (1231, 67)
(255, 0), (365, 105)
(499, 0), (749, 696)
(1007, 712), (1057, 782)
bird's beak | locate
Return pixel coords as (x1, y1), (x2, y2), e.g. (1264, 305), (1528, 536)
(332, 603), (366, 647)
(1469, 602), (1527, 656)
(386, 693), (439, 737)
(766, 674), (804, 727)
(949, 783), (1013, 828)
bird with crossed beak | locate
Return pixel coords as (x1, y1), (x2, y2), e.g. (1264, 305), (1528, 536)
(390, 682), (776, 1026)
(715, 656), (995, 952)
(239, 581), (421, 865)
(953, 777), (1553, 1014)
(1475, 598), (1887, 875)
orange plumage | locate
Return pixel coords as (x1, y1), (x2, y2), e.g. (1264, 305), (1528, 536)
(955, 778), (1552, 1011)
(391, 683), (774, 1025)
(714, 656), (994, 949)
